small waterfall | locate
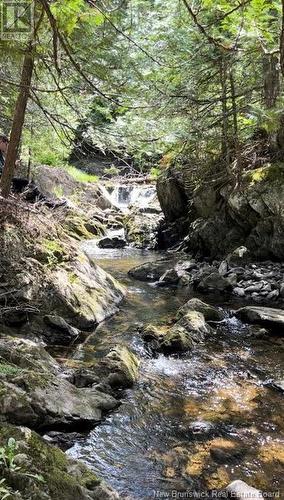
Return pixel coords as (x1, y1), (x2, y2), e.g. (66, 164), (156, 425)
(100, 183), (157, 211)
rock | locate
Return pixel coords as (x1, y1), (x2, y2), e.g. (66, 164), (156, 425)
(78, 345), (140, 392)
(125, 209), (161, 249)
(159, 324), (195, 352)
(218, 260), (228, 276)
(156, 169), (188, 222)
(0, 370), (118, 431)
(210, 443), (246, 464)
(227, 246), (250, 266)
(268, 379), (284, 392)
(128, 259), (172, 282)
(0, 423), (120, 499)
(188, 421), (215, 437)
(267, 289), (279, 300)
(97, 236), (126, 249)
(0, 337), (118, 430)
(176, 298), (224, 322)
(43, 431), (83, 451)
(160, 311), (213, 353)
(50, 254), (125, 328)
(280, 283), (284, 298)
(236, 306), (284, 333)
(0, 337), (61, 375)
(197, 272), (232, 293)
(140, 324), (167, 343)
(43, 315), (80, 345)
(158, 269), (180, 286)
(233, 287), (245, 297)
(159, 163), (284, 260)
(244, 283), (263, 293)
(226, 480), (264, 499)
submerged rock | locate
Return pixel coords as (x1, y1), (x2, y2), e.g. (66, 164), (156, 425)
(236, 306), (284, 332)
(128, 259), (172, 282)
(176, 298), (224, 322)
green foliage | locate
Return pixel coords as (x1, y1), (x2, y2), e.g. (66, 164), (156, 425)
(64, 165), (98, 183)
(0, 438), (45, 498)
(104, 165), (120, 177)
(0, 363), (22, 377)
(1, 0), (283, 176)
(150, 167), (161, 179)
(0, 438), (20, 471)
(42, 239), (65, 267)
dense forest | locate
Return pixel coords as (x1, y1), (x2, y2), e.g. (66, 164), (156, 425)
(0, 1), (283, 499)
(1, 0), (284, 181)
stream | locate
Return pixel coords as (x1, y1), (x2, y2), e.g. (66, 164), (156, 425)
(68, 244), (284, 498)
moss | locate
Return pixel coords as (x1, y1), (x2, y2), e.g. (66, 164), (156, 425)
(41, 238), (66, 267)
(245, 163), (284, 185)
(68, 272), (79, 285)
(0, 363), (22, 377)
(65, 216), (94, 240)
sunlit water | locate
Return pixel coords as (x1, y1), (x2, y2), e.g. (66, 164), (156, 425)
(68, 243), (284, 499)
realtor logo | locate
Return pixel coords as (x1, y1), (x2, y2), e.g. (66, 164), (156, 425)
(1, 0), (34, 40)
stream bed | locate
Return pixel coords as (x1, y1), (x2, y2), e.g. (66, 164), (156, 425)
(68, 244), (284, 499)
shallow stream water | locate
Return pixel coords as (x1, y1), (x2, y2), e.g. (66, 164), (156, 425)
(68, 244), (284, 499)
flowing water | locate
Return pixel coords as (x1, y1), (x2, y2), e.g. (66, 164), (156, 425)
(68, 244), (284, 499)
(100, 183), (157, 211)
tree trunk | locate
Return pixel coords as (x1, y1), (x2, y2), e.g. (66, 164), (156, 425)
(1, 44), (34, 197)
(219, 58), (229, 165)
(263, 53), (280, 109)
(280, 0), (284, 77)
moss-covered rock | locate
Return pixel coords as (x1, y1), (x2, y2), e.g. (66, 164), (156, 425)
(0, 424), (119, 499)
(50, 254), (126, 329)
(160, 311), (213, 353)
(74, 345), (140, 391)
(176, 298), (224, 322)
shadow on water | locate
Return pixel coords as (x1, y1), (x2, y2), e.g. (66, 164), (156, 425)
(67, 243), (284, 499)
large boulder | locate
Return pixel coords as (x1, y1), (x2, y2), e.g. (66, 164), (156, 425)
(50, 254), (125, 329)
(0, 370), (118, 431)
(236, 306), (284, 333)
(156, 169), (188, 222)
(176, 298), (224, 322)
(196, 272), (233, 293)
(158, 163), (284, 259)
(0, 337), (118, 431)
(43, 315), (80, 346)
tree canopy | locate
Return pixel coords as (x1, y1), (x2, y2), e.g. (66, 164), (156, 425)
(0, 0), (284, 192)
